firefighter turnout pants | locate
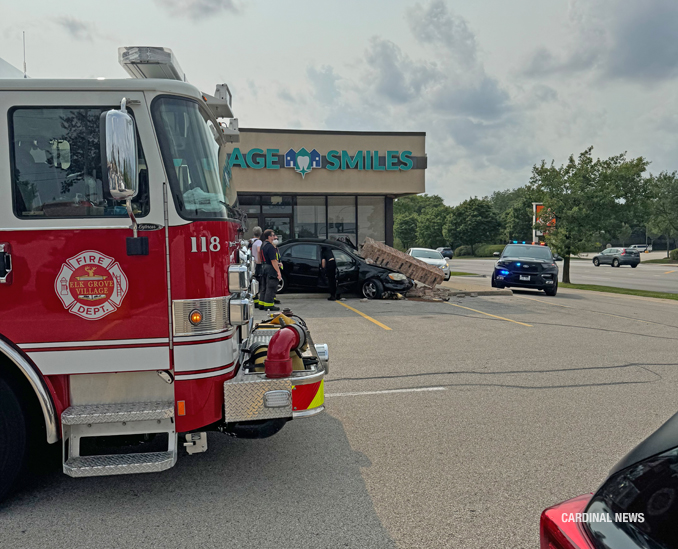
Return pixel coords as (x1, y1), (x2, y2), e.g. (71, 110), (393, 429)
(261, 264), (279, 309)
(253, 263), (263, 305)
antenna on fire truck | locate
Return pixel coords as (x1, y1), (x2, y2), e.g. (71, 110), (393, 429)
(22, 31), (27, 79)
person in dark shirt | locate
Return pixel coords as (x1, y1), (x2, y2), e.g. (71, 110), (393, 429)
(321, 246), (339, 301)
(260, 229), (281, 311)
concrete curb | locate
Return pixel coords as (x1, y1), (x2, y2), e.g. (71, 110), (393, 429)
(448, 290), (513, 297)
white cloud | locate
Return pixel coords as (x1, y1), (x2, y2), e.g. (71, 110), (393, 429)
(154, 0), (241, 21)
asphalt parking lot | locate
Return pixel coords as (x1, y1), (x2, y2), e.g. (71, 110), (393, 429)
(2, 289), (678, 548)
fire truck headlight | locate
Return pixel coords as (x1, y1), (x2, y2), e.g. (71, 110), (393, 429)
(189, 310), (203, 326)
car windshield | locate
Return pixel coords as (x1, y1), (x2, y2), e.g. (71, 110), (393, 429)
(412, 249), (444, 260)
(152, 96), (238, 220)
(501, 245), (552, 260)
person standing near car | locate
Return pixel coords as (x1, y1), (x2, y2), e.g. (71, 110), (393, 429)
(321, 246), (339, 301)
(260, 229), (281, 312)
(250, 227), (263, 309)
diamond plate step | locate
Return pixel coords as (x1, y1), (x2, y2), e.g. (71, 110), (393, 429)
(64, 451), (176, 478)
(62, 402), (174, 425)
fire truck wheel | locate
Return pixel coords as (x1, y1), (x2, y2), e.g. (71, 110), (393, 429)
(0, 377), (27, 501)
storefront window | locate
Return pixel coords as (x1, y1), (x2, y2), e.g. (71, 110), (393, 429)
(328, 196), (357, 246)
(358, 196), (385, 244)
(262, 195), (293, 214)
(295, 196), (326, 238)
(239, 195), (261, 214)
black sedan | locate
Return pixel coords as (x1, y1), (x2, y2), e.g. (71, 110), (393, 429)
(276, 239), (413, 299)
(592, 247), (640, 268)
(491, 243), (561, 296)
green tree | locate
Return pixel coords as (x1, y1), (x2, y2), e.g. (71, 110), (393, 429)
(532, 147), (650, 283)
(648, 171), (678, 257)
(616, 223), (633, 247)
(394, 213), (419, 250)
(443, 197), (501, 254)
(394, 194), (445, 217)
(416, 207), (448, 249)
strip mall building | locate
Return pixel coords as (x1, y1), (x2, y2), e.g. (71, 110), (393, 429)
(226, 129), (426, 247)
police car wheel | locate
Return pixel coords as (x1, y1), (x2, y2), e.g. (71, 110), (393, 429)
(544, 282), (558, 296)
(362, 279), (384, 299)
(0, 377), (27, 502)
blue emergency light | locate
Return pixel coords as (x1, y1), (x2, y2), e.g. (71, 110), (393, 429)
(500, 270), (509, 276)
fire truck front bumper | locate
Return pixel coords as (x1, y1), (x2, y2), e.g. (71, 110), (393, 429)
(223, 349), (328, 424)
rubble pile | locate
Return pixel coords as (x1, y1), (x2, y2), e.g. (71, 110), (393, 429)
(404, 285), (453, 301)
(361, 238), (444, 287)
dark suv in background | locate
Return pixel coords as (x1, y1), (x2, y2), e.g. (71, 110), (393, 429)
(491, 243), (561, 296)
(276, 239), (413, 299)
(592, 248), (640, 268)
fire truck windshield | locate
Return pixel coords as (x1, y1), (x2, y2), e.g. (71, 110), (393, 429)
(152, 96), (238, 220)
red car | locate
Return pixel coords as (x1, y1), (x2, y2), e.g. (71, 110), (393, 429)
(540, 410), (678, 549)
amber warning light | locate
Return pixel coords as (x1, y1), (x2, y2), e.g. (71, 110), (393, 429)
(189, 310), (202, 326)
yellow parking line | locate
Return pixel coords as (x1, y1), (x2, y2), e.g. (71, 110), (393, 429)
(336, 301), (392, 330)
(446, 302), (532, 327)
(664, 270), (676, 274)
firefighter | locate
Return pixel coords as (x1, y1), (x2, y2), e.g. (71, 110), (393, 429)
(321, 246), (340, 301)
(250, 227), (263, 309)
(260, 229), (281, 312)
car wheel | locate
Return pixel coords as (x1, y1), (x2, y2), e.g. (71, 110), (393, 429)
(362, 279), (384, 299)
(612, 258), (620, 268)
(631, 264), (637, 268)
(593, 258), (600, 266)
(444, 274), (450, 281)
(0, 377), (27, 502)
(544, 282), (558, 296)
(277, 276), (286, 293)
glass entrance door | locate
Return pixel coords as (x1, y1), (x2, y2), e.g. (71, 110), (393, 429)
(264, 216), (291, 243)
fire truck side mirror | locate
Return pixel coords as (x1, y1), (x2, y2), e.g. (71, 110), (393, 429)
(100, 99), (139, 202)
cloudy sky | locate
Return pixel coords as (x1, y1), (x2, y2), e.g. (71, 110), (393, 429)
(2, 0), (677, 204)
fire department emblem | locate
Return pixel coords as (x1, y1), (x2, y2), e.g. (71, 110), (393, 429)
(54, 250), (129, 321)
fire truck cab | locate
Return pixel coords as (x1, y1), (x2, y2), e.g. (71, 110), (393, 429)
(0, 47), (327, 500)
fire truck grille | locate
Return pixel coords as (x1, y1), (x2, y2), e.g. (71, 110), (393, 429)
(173, 296), (230, 336)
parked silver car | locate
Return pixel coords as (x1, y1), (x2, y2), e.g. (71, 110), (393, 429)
(407, 248), (451, 280)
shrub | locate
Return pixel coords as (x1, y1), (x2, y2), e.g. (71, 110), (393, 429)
(474, 244), (505, 257)
(454, 245), (474, 256)
(670, 249), (678, 261)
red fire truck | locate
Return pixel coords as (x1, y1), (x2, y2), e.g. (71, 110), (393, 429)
(0, 47), (328, 500)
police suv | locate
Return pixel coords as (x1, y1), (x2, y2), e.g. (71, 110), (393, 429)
(491, 242), (561, 296)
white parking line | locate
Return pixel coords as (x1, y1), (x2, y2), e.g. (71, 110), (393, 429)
(326, 387), (446, 397)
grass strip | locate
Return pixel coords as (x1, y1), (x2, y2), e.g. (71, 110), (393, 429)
(561, 283), (678, 301)
(449, 271), (480, 276)
(642, 258), (678, 265)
